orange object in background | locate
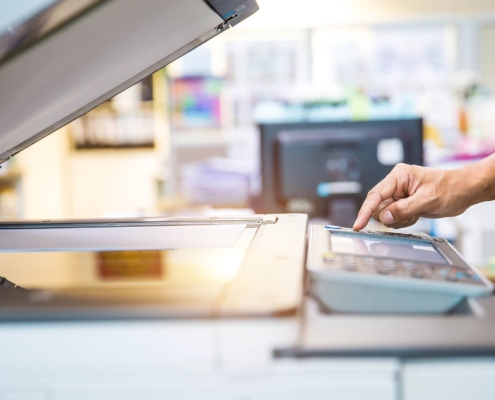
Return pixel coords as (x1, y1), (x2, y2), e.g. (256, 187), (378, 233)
(98, 251), (163, 280)
(423, 124), (444, 148)
(458, 105), (468, 135)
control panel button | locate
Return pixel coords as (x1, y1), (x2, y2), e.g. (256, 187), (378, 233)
(322, 252), (335, 263)
(459, 270), (479, 281)
(361, 257), (376, 266)
(341, 256), (357, 271)
(401, 261), (415, 269)
(445, 269), (459, 282)
(381, 259), (397, 270)
(361, 230), (425, 240)
(410, 269), (424, 278)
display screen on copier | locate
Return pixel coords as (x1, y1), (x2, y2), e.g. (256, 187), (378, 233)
(329, 231), (447, 264)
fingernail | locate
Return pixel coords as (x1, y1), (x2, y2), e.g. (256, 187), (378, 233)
(352, 217), (362, 230)
(381, 210), (395, 224)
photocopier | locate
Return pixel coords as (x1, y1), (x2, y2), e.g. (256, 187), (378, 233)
(1, 1), (495, 399)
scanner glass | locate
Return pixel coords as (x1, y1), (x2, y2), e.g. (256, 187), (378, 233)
(0, 222), (259, 319)
(0, 224), (256, 292)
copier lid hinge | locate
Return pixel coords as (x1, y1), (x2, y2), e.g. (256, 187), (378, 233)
(214, 5), (243, 32)
(215, 12), (237, 32)
(0, 154), (12, 165)
(215, 21), (229, 33)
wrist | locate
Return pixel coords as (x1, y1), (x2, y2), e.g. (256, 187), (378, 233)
(459, 162), (495, 206)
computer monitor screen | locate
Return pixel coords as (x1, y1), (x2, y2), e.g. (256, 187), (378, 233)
(255, 119), (423, 226)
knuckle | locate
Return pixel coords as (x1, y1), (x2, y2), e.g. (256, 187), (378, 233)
(393, 163), (409, 179)
(366, 189), (380, 200)
(393, 163), (408, 174)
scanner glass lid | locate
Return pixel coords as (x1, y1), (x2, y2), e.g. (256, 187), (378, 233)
(0, 0), (258, 163)
(328, 230), (448, 265)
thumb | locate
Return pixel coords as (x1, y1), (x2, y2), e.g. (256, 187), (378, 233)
(379, 196), (425, 226)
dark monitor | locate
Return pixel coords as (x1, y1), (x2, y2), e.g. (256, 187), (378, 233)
(254, 119), (423, 227)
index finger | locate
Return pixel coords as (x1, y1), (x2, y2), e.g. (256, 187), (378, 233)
(353, 175), (399, 230)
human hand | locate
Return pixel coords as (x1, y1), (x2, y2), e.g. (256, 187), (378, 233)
(353, 163), (481, 230)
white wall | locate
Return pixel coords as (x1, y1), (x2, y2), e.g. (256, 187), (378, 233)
(17, 127), (159, 219)
(240, 0), (495, 29)
(17, 127), (72, 219)
(481, 24), (495, 90)
(70, 149), (158, 218)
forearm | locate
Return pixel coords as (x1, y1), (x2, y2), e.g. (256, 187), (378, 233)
(460, 153), (495, 206)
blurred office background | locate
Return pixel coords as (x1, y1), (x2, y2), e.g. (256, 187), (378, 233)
(2, 0), (495, 269)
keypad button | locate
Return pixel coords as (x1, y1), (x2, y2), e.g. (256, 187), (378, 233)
(381, 259), (397, 270)
(322, 252), (335, 263)
(401, 261), (415, 269)
(457, 270), (482, 283)
(362, 230), (424, 240)
(461, 270), (473, 278)
(342, 256), (357, 271)
(361, 257), (376, 268)
(341, 264), (357, 271)
(410, 269), (424, 278)
(445, 269), (459, 282)
(434, 266), (448, 279)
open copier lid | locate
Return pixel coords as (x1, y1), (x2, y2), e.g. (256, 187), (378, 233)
(0, 0), (258, 164)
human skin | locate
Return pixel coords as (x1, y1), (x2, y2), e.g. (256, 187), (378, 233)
(353, 153), (495, 230)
